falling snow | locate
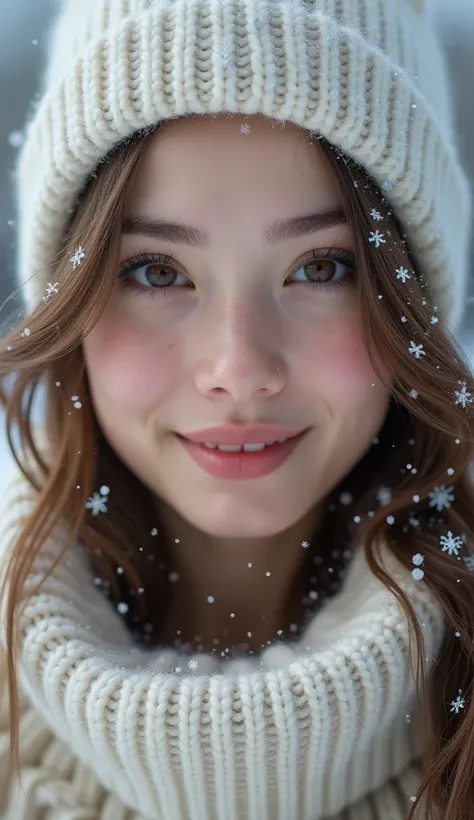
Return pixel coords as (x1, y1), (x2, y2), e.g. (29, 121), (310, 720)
(8, 130), (24, 148)
(440, 531), (464, 557)
(429, 485), (455, 511)
(376, 486), (392, 506)
(86, 485), (110, 516)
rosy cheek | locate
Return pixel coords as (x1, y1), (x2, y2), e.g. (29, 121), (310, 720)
(84, 320), (178, 410)
(302, 316), (387, 403)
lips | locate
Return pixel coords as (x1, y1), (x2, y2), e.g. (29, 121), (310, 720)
(179, 423), (307, 447)
(177, 429), (309, 480)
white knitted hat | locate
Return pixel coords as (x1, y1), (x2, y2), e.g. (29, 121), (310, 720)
(14, 0), (472, 329)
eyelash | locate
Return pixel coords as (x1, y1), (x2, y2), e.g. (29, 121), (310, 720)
(117, 248), (356, 300)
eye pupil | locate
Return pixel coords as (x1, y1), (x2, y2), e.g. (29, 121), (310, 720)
(307, 260), (334, 282)
(146, 264), (176, 286)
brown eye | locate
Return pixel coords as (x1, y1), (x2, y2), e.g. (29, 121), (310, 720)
(304, 259), (337, 283)
(288, 250), (356, 291)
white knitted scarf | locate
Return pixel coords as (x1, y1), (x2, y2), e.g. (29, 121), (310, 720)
(0, 483), (445, 820)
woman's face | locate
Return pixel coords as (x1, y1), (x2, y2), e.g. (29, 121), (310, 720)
(82, 114), (391, 539)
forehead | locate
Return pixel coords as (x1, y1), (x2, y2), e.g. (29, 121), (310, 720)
(127, 115), (342, 215)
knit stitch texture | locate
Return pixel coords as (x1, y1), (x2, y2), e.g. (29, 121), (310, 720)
(0, 464), (445, 820)
(13, 0), (472, 328)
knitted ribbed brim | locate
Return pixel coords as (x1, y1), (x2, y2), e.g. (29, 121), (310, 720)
(14, 0), (472, 329)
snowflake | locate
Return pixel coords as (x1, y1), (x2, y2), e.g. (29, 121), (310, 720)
(21, 328), (31, 338)
(240, 123), (250, 135)
(42, 281), (59, 302)
(376, 486), (392, 506)
(396, 266), (411, 283)
(430, 315), (438, 324)
(8, 130), (24, 148)
(440, 531), (463, 557)
(400, 315), (407, 323)
(454, 381), (473, 409)
(85, 485), (110, 516)
(412, 568), (424, 581)
(368, 231), (386, 249)
(450, 695), (465, 714)
(408, 341), (426, 359)
(382, 180), (393, 192)
(370, 208), (384, 221)
(408, 389), (419, 399)
(429, 485), (455, 511)
(301, 540), (310, 549)
(188, 659), (199, 671)
(70, 247), (86, 268)
(412, 553), (424, 567)
(71, 395), (82, 409)
(463, 555), (474, 572)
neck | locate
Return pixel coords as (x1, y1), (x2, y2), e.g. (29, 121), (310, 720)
(153, 500), (324, 654)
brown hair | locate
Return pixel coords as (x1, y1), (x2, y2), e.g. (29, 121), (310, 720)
(1, 119), (474, 818)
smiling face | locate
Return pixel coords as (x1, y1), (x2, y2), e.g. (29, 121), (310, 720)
(82, 114), (391, 540)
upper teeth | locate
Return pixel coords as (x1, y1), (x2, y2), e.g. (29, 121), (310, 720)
(203, 439), (289, 452)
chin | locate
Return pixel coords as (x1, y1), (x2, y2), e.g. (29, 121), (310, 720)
(177, 500), (303, 540)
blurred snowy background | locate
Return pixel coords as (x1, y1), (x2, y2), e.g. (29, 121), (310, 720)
(0, 0), (473, 489)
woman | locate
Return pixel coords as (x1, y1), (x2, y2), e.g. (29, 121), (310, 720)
(0, 0), (473, 817)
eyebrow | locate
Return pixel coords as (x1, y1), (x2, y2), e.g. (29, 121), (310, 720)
(121, 206), (347, 247)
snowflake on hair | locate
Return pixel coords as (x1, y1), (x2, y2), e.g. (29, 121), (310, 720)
(71, 247), (86, 269)
(463, 555), (474, 572)
(42, 281), (59, 302)
(368, 231), (386, 248)
(440, 531), (463, 557)
(396, 267), (411, 284)
(450, 693), (465, 714)
(408, 341), (425, 359)
(370, 208), (384, 221)
(429, 485), (454, 511)
(455, 381), (473, 409)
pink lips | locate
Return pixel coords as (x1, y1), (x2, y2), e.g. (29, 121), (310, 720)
(180, 423), (306, 446)
(176, 428), (308, 480)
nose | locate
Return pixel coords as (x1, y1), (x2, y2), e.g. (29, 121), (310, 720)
(193, 299), (286, 401)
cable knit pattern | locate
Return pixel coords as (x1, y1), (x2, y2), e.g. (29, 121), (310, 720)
(14, 0), (472, 328)
(0, 468), (445, 819)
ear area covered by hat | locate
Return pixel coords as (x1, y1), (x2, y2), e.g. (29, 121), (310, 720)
(13, 0), (472, 330)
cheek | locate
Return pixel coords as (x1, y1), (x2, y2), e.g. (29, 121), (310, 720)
(301, 315), (389, 407)
(83, 319), (179, 411)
